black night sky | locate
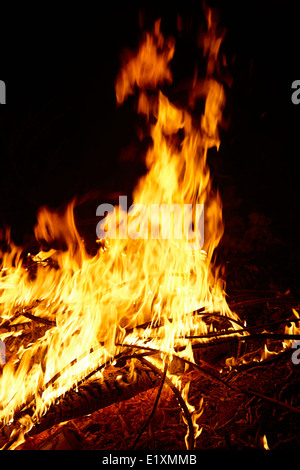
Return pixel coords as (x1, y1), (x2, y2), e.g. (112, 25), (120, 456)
(0, 0), (299, 270)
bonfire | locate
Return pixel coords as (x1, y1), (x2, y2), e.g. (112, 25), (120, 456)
(0, 5), (299, 451)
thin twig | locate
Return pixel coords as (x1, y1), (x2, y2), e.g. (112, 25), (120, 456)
(131, 361), (168, 449)
(125, 309), (245, 335)
(21, 312), (56, 327)
(231, 349), (292, 372)
(239, 388), (300, 415)
(116, 342), (236, 392)
(229, 297), (300, 310)
(184, 313), (300, 340)
(242, 332), (300, 341)
(1, 301), (55, 329)
(139, 357), (195, 450)
(185, 331), (300, 341)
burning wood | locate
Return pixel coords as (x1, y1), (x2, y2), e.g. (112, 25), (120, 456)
(0, 5), (299, 451)
(0, 359), (159, 449)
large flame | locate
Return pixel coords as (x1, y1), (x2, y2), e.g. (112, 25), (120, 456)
(0, 10), (241, 448)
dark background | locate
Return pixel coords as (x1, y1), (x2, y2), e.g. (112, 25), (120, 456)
(0, 0), (299, 266)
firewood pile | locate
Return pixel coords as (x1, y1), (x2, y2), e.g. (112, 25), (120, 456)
(7, 296), (300, 450)
(15, 355), (300, 450)
(1, 222), (299, 450)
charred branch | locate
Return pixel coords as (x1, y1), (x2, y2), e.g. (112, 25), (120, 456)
(0, 359), (159, 449)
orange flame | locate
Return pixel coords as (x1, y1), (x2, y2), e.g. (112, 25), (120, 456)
(115, 19), (175, 105)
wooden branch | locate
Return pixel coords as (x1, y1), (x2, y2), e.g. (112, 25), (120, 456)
(33, 363), (159, 435)
(0, 360), (159, 449)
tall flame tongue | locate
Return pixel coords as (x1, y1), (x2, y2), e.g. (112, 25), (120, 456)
(0, 10), (240, 448)
(113, 16), (232, 336)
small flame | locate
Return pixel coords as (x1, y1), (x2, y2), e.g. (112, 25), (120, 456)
(263, 434), (270, 450)
(261, 343), (277, 361)
(283, 309), (300, 349)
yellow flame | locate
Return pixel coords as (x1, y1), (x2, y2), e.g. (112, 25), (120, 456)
(283, 309), (300, 349)
(263, 434), (270, 450)
(0, 12), (242, 447)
